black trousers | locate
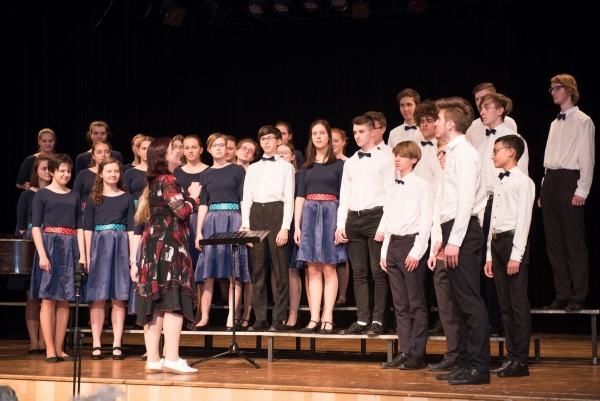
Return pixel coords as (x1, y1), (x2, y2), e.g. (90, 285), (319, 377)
(540, 169), (588, 302)
(386, 236), (428, 357)
(491, 235), (531, 365)
(345, 209), (388, 324)
(433, 259), (461, 362)
(249, 201), (290, 322)
(442, 216), (490, 372)
(482, 197), (503, 330)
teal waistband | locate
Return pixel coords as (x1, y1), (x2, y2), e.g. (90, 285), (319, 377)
(27, 223), (33, 229)
(95, 224), (126, 231)
(209, 203), (240, 211)
(134, 199), (139, 206)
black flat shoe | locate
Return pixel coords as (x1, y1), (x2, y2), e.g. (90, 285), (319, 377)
(300, 320), (321, 334)
(399, 355), (426, 370)
(490, 358), (512, 374)
(318, 321), (334, 334)
(45, 357), (59, 363)
(334, 301), (346, 307)
(112, 347), (125, 360)
(137, 355), (148, 362)
(449, 369), (490, 385)
(193, 323), (210, 331)
(91, 347), (103, 360)
(58, 355), (75, 362)
(236, 319), (250, 331)
(247, 320), (270, 332)
(366, 322), (384, 336)
(427, 359), (458, 371)
(283, 322), (299, 331)
(542, 298), (570, 310)
(435, 365), (465, 381)
(498, 361), (529, 378)
(225, 326), (234, 332)
(28, 349), (40, 354)
(565, 300), (585, 311)
(381, 352), (409, 369)
(339, 322), (369, 335)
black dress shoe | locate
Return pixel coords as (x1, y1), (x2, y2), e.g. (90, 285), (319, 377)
(427, 359), (458, 371)
(399, 355), (426, 370)
(269, 321), (285, 332)
(489, 325), (504, 338)
(236, 319), (250, 331)
(28, 349), (40, 354)
(45, 357), (59, 363)
(366, 322), (384, 336)
(112, 347), (125, 360)
(428, 320), (444, 336)
(225, 326), (234, 332)
(449, 369), (490, 385)
(380, 352), (409, 368)
(542, 298), (570, 310)
(435, 365), (466, 381)
(565, 300), (585, 311)
(490, 358), (512, 374)
(498, 361), (529, 378)
(318, 321), (334, 334)
(58, 355), (75, 362)
(334, 301), (346, 307)
(283, 323), (299, 331)
(91, 347), (103, 360)
(339, 322), (369, 335)
(247, 320), (270, 332)
(300, 320), (321, 334)
(193, 323), (210, 331)
(137, 355), (148, 362)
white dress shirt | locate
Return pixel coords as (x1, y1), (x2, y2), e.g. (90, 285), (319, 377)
(414, 138), (443, 188)
(387, 123), (423, 149)
(381, 172), (433, 260)
(376, 141), (395, 159)
(486, 167), (535, 262)
(466, 116), (517, 153)
(337, 146), (395, 232)
(431, 135), (487, 247)
(479, 123), (529, 194)
(543, 106), (595, 198)
(241, 155), (295, 230)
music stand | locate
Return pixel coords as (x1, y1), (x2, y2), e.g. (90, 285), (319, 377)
(189, 230), (269, 369)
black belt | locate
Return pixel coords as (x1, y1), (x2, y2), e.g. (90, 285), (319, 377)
(492, 230), (515, 240)
(252, 201), (283, 207)
(441, 215), (478, 230)
(391, 233), (418, 241)
(348, 206), (383, 217)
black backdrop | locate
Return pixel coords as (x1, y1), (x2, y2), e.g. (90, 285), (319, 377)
(2, 0), (599, 312)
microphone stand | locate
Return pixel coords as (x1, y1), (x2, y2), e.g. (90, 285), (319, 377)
(72, 263), (85, 397)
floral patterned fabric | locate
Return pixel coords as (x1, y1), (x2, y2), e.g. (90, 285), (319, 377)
(135, 174), (198, 329)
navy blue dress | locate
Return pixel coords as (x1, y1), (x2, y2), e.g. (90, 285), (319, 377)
(75, 150), (123, 175)
(296, 159), (348, 264)
(174, 167), (205, 267)
(16, 155), (37, 186)
(29, 189), (82, 301)
(84, 193), (135, 302)
(73, 169), (97, 225)
(195, 164), (251, 282)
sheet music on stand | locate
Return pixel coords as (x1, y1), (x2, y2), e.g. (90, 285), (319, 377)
(198, 230), (269, 246)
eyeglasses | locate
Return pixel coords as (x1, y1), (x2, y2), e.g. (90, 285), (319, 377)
(211, 143), (226, 148)
(492, 146), (510, 155)
(549, 86), (564, 94)
(277, 151), (292, 157)
(436, 151), (446, 158)
(239, 146), (255, 154)
(260, 135), (277, 143)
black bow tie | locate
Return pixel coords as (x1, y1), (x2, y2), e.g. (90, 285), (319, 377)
(499, 171), (511, 180)
(396, 179), (404, 185)
(485, 129), (496, 137)
(262, 156), (275, 162)
(421, 141), (434, 146)
(557, 113), (566, 121)
(405, 125), (417, 131)
(358, 151), (371, 159)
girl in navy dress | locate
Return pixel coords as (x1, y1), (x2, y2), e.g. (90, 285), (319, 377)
(131, 138), (200, 374)
(332, 127), (350, 307)
(30, 154), (85, 362)
(13, 156), (52, 353)
(172, 135), (185, 166)
(16, 128), (56, 190)
(277, 142), (304, 330)
(75, 121), (123, 175)
(84, 158), (136, 360)
(294, 120), (347, 334)
(122, 133), (146, 173)
(73, 140), (111, 225)
(194, 133), (249, 330)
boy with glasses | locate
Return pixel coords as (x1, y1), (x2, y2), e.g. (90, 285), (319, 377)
(540, 74), (595, 311)
(236, 138), (258, 169)
(365, 111), (394, 158)
(241, 126), (295, 332)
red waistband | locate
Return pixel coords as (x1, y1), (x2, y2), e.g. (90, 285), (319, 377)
(305, 194), (338, 201)
(81, 201), (86, 208)
(43, 227), (77, 236)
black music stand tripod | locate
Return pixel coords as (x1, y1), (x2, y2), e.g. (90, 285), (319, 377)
(189, 230), (269, 369)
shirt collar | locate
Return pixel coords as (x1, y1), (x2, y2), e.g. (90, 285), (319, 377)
(355, 145), (378, 156)
(490, 123), (506, 135)
(262, 154), (280, 162)
(399, 171), (416, 183)
(563, 106), (579, 117)
(447, 134), (467, 149)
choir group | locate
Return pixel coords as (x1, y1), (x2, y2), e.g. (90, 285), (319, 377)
(12, 74), (595, 383)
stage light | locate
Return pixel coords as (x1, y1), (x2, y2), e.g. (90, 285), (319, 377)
(273, 0), (293, 16)
(301, 0), (322, 13)
(247, 0), (267, 19)
(330, 0), (348, 12)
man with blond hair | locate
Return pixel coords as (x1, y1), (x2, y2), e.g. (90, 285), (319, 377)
(540, 74), (595, 311)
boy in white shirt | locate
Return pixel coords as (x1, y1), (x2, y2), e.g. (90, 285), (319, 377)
(241, 125), (295, 332)
(380, 141), (432, 370)
(387, 88), (423, 148)
(484, 135), (535, 378)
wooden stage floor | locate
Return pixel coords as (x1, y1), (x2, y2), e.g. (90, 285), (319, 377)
(0, 333), (598, 401)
